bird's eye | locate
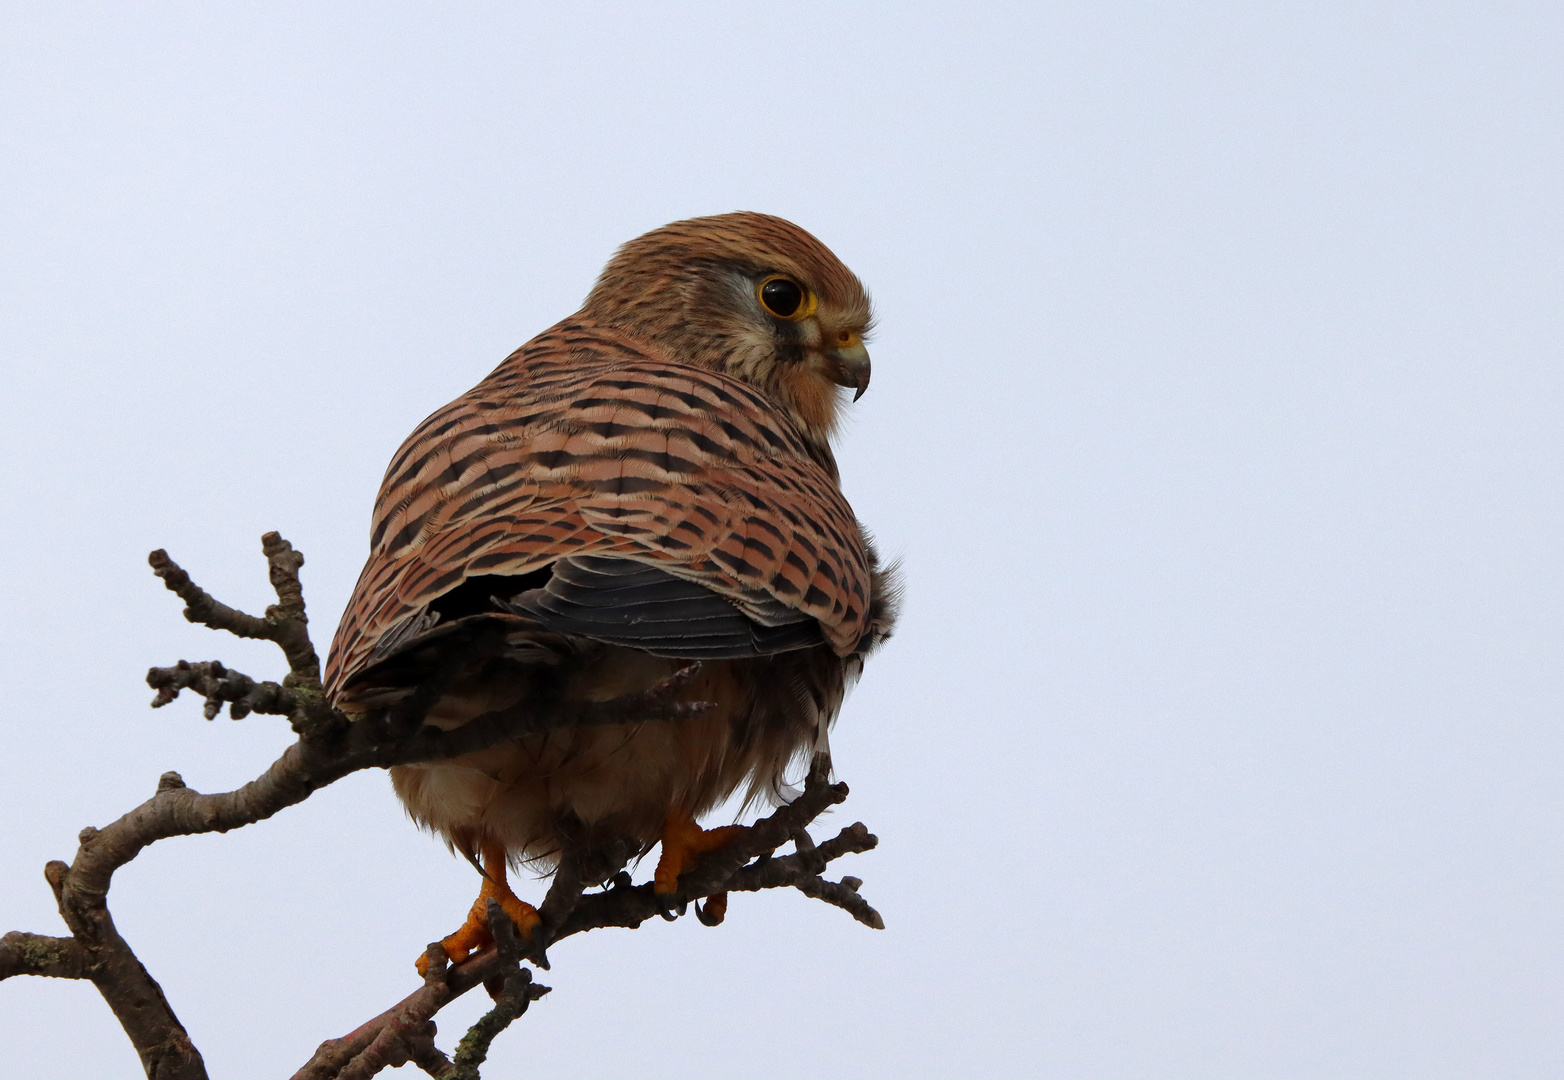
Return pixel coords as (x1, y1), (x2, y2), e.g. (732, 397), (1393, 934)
(758, 276), (808, 319)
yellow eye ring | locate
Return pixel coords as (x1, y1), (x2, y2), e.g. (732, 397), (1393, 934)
(757, 275), (817, 321)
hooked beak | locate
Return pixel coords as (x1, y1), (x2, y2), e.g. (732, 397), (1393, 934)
(827, 337), (872, 401)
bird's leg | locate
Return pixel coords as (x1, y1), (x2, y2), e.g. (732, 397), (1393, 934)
(416, 841), (541, 974)
(653, 810), (742, 919)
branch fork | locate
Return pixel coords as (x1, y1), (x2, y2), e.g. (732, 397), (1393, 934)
(2, 534), (883, 1079)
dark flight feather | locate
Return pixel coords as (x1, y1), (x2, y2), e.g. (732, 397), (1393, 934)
(498, 556), (823, 658)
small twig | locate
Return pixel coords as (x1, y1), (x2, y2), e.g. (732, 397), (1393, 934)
(148, 549), (273, 642)
(0, 931), (93, 980)
(260, 532), (321, 688)
(147, 659), (301, 721)
(550, 757), (882, 943)
(445, 967), (547, 1080)
(149, 532), (320, 688)
(790, 874), (885, 929)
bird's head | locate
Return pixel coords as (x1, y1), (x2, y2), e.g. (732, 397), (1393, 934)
(581, 212), (874, 448)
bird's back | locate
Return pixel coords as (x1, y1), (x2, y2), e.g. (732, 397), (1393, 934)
(326, 318), (874, 704)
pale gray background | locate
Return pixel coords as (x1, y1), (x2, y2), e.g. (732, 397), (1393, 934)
(2, 3), (1561, 1077)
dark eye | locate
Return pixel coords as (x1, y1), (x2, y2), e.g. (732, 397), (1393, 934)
(759, 276), (805, 319)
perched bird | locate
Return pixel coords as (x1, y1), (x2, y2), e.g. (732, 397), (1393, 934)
(324, 212), (898, 967)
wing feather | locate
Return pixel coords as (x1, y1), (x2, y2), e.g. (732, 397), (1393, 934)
(325, 319), (870, 700)
(498, 555), (822, 658)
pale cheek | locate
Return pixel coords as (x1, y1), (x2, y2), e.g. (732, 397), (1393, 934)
(725, 328), (776, 380)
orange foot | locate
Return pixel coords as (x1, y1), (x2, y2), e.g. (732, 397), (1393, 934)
(416, 841), (542, 975)
(695, 890), (729, 926)
(653, 810), (741, 923)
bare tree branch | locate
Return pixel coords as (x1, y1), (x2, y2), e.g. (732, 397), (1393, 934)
(39, 835), (208, 1080)
(148, 532), (320, 689)
(294, 908), (551, 1080)
(440, 904), (549, 1080)
(0, 931), (93, 980)
(148, 547), (274, 643)
(442, 971), (545, 1080)
(258, 531), (322, 688)
(4, 534), (883, 1079)
(147, 659), (302, 721)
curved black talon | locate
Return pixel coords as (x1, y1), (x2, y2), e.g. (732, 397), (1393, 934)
(695, 900), (723, 927)
(676, 899), (688, 917)
(530, 925), (551, 971)
(657, 893), (680, 921)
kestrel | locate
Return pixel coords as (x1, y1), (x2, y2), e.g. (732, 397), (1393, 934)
(324, 212), (898, 966)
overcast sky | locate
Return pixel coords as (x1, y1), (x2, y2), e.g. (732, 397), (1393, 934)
(3, 3), (1562, 1078)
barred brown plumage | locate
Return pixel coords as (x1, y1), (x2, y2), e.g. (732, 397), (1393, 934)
(324, 212), (898, 968)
